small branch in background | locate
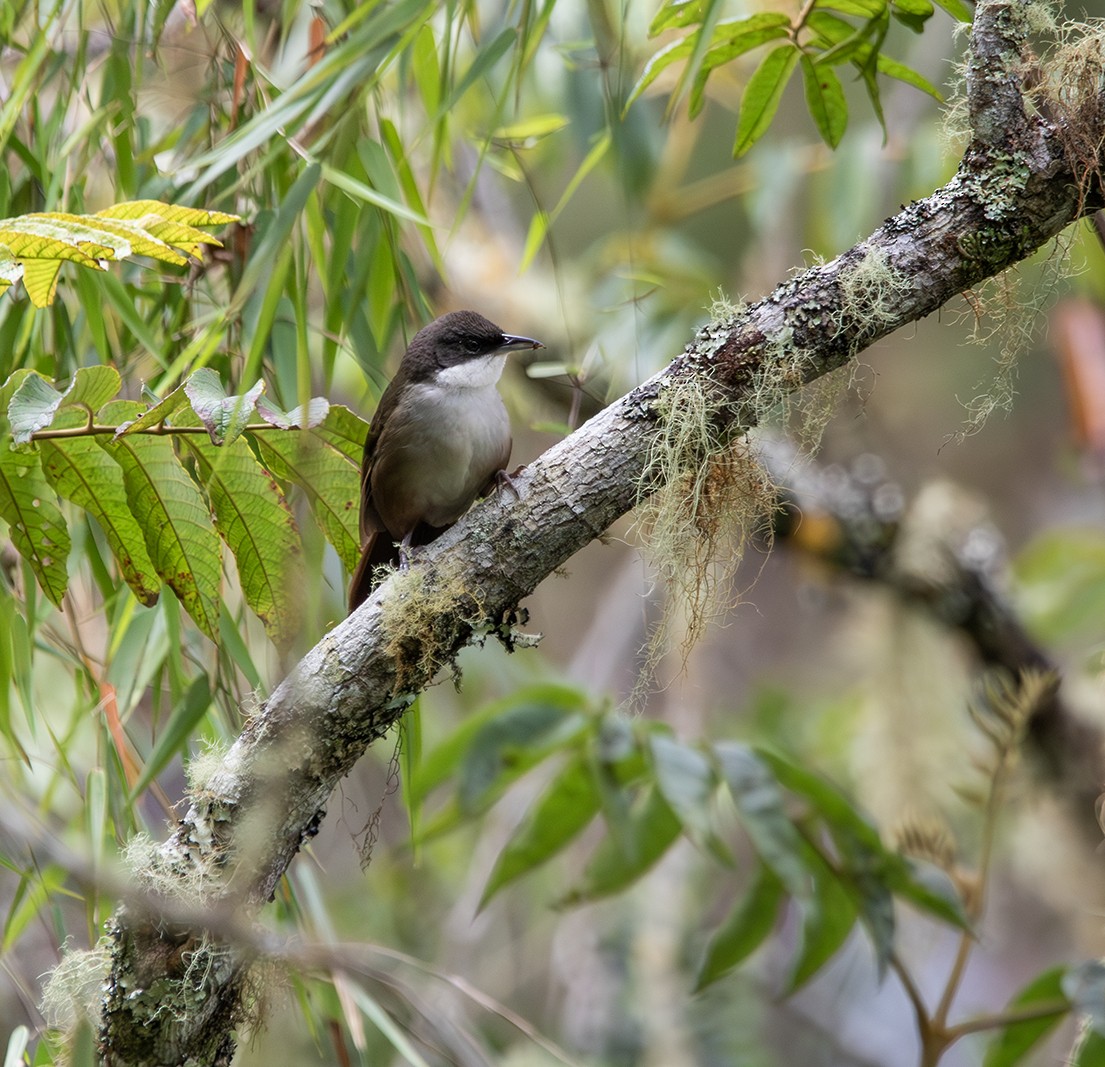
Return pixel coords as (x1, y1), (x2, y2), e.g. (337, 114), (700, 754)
(761, 435), (1104, 831)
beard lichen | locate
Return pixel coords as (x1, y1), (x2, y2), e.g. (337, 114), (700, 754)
(41, 938), (114, 1035)
(636, 308), (782, 670)
(940, 5), (1104, 437)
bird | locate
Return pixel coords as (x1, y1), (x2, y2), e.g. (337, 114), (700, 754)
(347, 309), (544, 611)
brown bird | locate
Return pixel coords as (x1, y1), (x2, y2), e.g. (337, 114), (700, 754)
(348, 310), (543, 611)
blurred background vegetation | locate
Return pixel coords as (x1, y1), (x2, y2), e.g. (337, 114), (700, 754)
(3, 0), (1105, 1064)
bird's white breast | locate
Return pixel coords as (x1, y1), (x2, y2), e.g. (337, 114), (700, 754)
(372, 357), (511, 531)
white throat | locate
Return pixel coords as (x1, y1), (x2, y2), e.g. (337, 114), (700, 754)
(435, 352), (507, 390)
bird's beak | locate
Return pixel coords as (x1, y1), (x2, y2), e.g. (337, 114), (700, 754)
(499, 333), (544, 352)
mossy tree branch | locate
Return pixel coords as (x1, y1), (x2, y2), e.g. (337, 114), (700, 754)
(98, 1), (1105, 1061)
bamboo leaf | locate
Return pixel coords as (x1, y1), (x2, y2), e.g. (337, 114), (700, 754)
(876, 53), (943, 99)
(734, 45), (800, 157)
(930, 0), (972, 21)
(128, 674), (212, 802)
(801, 55), (848, 147)
(98, 400), (222, 640)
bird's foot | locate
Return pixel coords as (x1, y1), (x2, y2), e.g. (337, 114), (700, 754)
(493, 466), (525, 500)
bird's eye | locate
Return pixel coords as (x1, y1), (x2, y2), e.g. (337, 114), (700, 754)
(464, 337), (482, 353)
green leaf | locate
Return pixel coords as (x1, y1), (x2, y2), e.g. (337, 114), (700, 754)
(1065, 962), (1105, 1035)
(561, 785), (682, 905)
(688, 16), (794, 118)
(114, 385), (188, 437)
(444, 27), (516, 111)
(800, 55), (848, 147)
(649, 0), (705, 35)
(0, 447), (70, 606)
(183, 369), (265, 446)
(1074, 1029), (1105, 1067)
(458, 700), (586, 815)
(129, 674), (212, 802)
(178, 418), (304, 649)
(890, 0), (934, 32)
(788, 857), (858, 990)
(312, 404), (368, 466)
(254, 396), (331, 431)
(414, 684), (591, 804)
(733, 45), (800, 157)
(716, 743), (810, 896)
(696, 864), (785, 990)
(876, 54), (942, 100)
(650, 733), (721, 849)
(8, 366), (122, 443)
(930, 0), (972, 21)
(814, 0), (887, 17)
(884, 856), (968, 929)
(98, 400), (223, 640)
(39, 411), (160, 606)
(480, 754), (602, 907)
(984, 966), (1070, 1067)
(8, 374), (63, 443)
(400, 699), (423, 860)
(251, 423), (361, 571)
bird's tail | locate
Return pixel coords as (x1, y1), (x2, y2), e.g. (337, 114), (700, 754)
(347, 533), (401, 612)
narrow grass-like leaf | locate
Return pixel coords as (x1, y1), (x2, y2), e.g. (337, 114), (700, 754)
(696, 864), (785, 990)
(183, 369), (265, 446)
(179, 418), (303, 649)
(734, 45), (800, 156)
(39, 412), (160, 606)
(800, 55), (848, 147)
(560, 785), (682, 905)
(480, 754), (602, 908)
(129, 674), (212, 802)
(252, 425), (361, 570)
(0, 447), (70, 605)
(984, 966), (1069, 1067)
(98, 400), (222, 640)
(442, 27), (516, 112)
